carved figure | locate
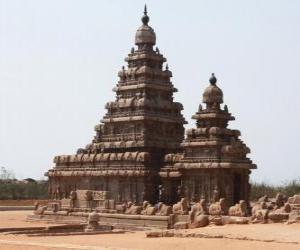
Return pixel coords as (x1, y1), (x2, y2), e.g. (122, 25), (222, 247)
(116, 203), (127, 214)
(209, 198), (227, 216)
(156, 202), (172, 216)
(189, 199), (207, 221)
(268, 202), (292, 222)
(125, 202), (142, 215)
(85, 190), (93, 201)
(251, 202), (269, 223)
(85, 212), (100, 232)
(33, 202), (47, 215)
(172, 198), (189, 215)
(228, 200), (247, 217)
(141, 201), (157, 215)
(189, 199), (209, 227)
(258, 195), (268, 203)
(274, 193), (285, 209)
(212, 186), (220, 203)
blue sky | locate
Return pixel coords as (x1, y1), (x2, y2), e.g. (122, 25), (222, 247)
(0, 0), (299, 183)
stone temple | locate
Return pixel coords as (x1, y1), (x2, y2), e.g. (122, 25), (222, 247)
(46, 7), (256, 207)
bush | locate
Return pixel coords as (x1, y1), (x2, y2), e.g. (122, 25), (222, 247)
(251, 179), (300, 201)
(0, 181), (49, 200)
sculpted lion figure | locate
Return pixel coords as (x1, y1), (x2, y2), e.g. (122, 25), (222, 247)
(155, 202), (172, 216)
(141, 201), (157, 216)
(189, 199), (208, 222)
(125, 202), (142, 215)
(268, 202), (291, 222)
(189, 199), (209, 228)
(209, 198), (228, 216)
(251, 201), (269, 223)
(228, 200), (247, 217)
(172, 197), (189, 215)
(274, 193), (285, 209)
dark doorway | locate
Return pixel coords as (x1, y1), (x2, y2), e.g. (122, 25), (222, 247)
(233, 174), (241, 203)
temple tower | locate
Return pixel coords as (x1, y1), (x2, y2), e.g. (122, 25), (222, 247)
(160, 74), (256, 206)
(47, 6), (186, 204)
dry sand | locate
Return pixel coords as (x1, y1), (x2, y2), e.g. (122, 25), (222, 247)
(0, 211), (300, 250)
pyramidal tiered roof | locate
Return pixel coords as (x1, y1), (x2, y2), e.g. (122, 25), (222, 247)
(162, 74), (256, 172)
(90, 5), (186, 151)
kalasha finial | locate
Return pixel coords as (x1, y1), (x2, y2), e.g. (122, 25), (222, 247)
(166, 64), (169, 70)
(141, 4), (149, 25)
(209, 73), (217, 85)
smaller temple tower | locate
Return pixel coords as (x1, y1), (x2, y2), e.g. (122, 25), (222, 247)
(160, 74), (256, 206)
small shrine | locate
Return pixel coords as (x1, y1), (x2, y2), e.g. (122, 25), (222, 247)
(160, 74), (256, 206)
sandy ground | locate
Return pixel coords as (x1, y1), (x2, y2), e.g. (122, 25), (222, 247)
(0, 211), (300, 250)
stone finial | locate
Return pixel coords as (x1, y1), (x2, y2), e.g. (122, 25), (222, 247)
(131, 47), (135, 53)
(166, 64), (169, 70)
(224, 104), (228, 112)
(141, 4), (149, 25)
(209, 73), (217, 85)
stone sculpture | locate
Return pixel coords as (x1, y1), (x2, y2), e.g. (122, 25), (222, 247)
(156, 202), (172, 216)
(208, 198), (228, 216)
(172, 198), (189, 215)
(141, 201), (157, 215)
(189, 199), (209, 228)
(33, 202), (47, 215)
(125, 202), (142, 215)
(85, 212), (100, 232)
(228, 200), (247, 217)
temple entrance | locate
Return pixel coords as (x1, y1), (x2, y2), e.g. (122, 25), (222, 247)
(233, 174), (241, 203)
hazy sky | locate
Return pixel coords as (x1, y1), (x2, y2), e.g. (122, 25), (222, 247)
(0, 0), (299, 183)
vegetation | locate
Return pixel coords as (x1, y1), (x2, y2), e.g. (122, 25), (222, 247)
(0, 167), (49, 200)
(0, 181), (49, 200)
(251, 179), (300, 201)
